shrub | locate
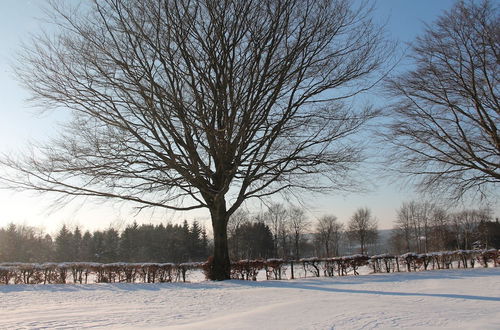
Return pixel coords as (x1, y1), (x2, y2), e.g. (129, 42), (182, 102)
(300, 258), (322, 277)
(264, 259), (286, 280)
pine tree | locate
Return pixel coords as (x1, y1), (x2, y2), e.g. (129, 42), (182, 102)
(119, 222), (138, 262)
(72, 227), (83, 261)
(80, 231), (93, 261)
(55, 225), (74, 261)
(101, 228), (120, 262)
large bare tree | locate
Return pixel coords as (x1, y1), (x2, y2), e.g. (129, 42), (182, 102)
(385, 0), (499, 199)
(1, 0), (388, 279)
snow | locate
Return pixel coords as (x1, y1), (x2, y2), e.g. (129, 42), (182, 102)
(1, 267), (499, 329)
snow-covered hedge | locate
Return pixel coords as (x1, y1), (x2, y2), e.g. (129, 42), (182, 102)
(397, 249), (499, 272)
(0, 262), (204, 285)
(0, 249), (498, 285)
(230, 259), (265, 281)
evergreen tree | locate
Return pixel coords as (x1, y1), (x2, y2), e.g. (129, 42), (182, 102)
(101, 228), (120, 263)
(80, 231), (93, 261)
(35, 233), (55, 262)
(55, 225), (74, 261)
(90, 231), (105, 262)
(230, 222), (274, 260)
(119, 222), (138, 262)
(189, 221), (204, 261)
(201, 227), (209, 260)
(72, 227), (83, 261)
(1, 224), (20, 262)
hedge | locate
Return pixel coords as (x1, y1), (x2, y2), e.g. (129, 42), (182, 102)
(0, 249), (498, 285)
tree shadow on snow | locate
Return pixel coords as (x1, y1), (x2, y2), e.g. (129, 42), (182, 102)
(232, 268), (500, 302)
(277, 283), (500, 302)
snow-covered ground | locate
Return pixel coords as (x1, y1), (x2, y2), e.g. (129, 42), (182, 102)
(1, 267), (499, 329)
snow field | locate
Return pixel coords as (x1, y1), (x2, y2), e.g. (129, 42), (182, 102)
(0, 267), (499, 329)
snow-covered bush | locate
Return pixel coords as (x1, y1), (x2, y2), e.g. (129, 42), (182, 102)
(0, 266), (14, 284)
(344, 255), (370, 275)
(158, 263), (175, 283)
(231, 259), (264, 281)
(370, 254), (396, 273)
(321, 258), (337, 277)
(177, 262), (204, 282)
(264, 259), (286, 280)
(300, 258), (322, 277)
(478, 249), (499, 268)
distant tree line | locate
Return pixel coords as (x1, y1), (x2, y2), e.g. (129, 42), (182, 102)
(0, 204), (380, 263)
(228, 204), (380, 260)
(391, 202), (500, 254)
(1, 202), (498, 264)
(0, 221), (209, 263)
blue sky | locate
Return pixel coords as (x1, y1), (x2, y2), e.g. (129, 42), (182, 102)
(0, 0), (496, 234)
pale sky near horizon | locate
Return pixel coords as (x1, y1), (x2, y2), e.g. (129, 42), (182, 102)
(0, 0), (498, 235)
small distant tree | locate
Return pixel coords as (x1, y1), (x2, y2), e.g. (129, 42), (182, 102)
(0, 224), (17, 262)
(119, 223), (138, 262)
(55, 225), (74, 262)
(393, 202), (415, 252)
(80, 231), (94, 261)
(37, 233), (55, 262)
(233, 222), (274, 260)
(288, 206), (310, 259)
(315, 215), (343, 257)
(393, 201), (436, 253)
(227, 209), (250, 260)
(347, 208), (377, 254)
(90, 231), (105, 262)
(189, 221), (207, 261)
(478, 218), (500, 249)
(265, 203), (289, 258)
(200, 227), (209, 258)
(72, 227), (83, 261)
(101, 228), (120, 263)
(450, 208), (491, 250)
(428, 207), (453, 252)
(0, 224), (54, 262)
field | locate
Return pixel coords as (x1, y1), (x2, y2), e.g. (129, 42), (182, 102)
(1, 267), (499, 329)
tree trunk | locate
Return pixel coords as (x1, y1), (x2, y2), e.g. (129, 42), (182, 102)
(210, 199), (231, 280)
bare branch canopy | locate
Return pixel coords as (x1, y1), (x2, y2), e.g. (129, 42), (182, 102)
(384, 0), (499, 200)
(1, 0), (390, 279)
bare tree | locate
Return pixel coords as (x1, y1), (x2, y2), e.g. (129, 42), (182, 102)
(315, 215), (343, 257)
(394, 201), (437, 253)
(288, 206), (309, 259)
(1, 0), (389, 279)
(393, 201), (494, 253)
(347, 207), (377, 254)
(412, 201), (435, 253)
(385, 0), (500, 199)
(264, 203), (289, 258)
(227, 208), (250, 259)
(394, 202), (415, 252)
(428, 207), (451, 252)
(450, 208), (492, 250)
